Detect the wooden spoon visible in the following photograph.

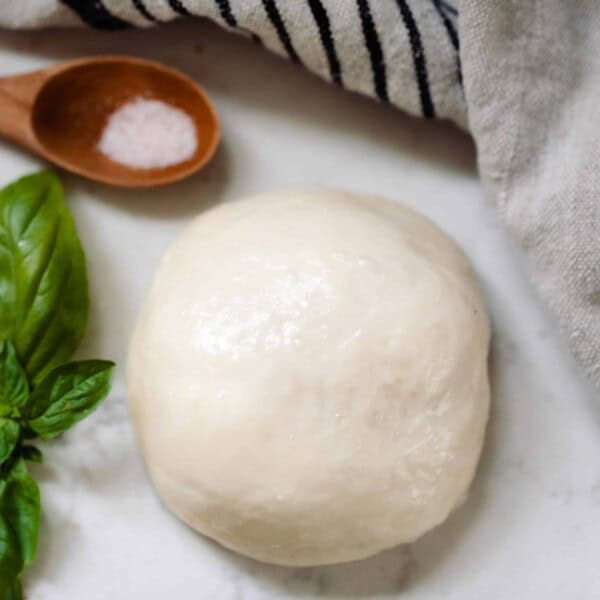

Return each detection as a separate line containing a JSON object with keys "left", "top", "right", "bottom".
{"left": 0, "top": 56, "right": 220, "bottom": 188}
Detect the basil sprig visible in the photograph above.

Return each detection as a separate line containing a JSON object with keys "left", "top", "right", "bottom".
{"left": 0, "top": 172, "right": 114, "bottom": 598}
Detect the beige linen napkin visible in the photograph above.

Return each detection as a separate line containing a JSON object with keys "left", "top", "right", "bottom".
{"left": 0, "top": 0, "right": 598, "bottom": 389}
{"left": 461, "top": 1, "right": 600, "bottom": 390}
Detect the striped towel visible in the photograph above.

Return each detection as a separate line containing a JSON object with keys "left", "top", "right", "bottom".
{"left": 1, "top": 0, "right": 466, "bottom": 126}
{"left": 1, "top": 0, "right": 599, "bottom": 392}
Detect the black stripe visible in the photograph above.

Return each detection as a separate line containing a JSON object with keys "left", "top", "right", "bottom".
{"left": 168, "top": 0, "right": 191, "bottom": 16}
{"left": 439, "top": 0, "right": 457, "bottom": 17}
{"left": 432, "top": 0, "right": 458, "bottom": 50}
{"left": 214, "top": 0, "right": 263, "bottom": 45}
{"left": 307, "top": 0, "right": 343, "bottom": 86}
{"left": 215, "top": 0, "right": 237, "bottom": 26}
{"left": 431, "top": 0, "right": 462, "bottom": 86}
{"left": 356, "top": 0, "right": 388, "bottom": 102}
{"left": 59, "top": 0, "right": 131, "bottom": 29}
{"left": 395, "top": 0, "right": 435, "bottom": 117}
{"left": 262, "top": 0, "right": 302, "bottom": 64}
{"left": 131, "top": 0, "right": 160, "bottom": 22}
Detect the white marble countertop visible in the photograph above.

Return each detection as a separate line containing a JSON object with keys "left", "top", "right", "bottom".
{"left": 0, "top": 18, "right": 598, "bottom": 600}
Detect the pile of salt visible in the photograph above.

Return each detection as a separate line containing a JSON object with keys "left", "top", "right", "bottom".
{"left": 98, "top": 97, "right": 198, "bottom": 169}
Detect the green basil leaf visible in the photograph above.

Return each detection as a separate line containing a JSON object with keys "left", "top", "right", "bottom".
{"left": 0, "top": 171, "right": 89, "bottom": 384}
{"left": 0, "top": 458, "right": 39, "bottom": 597}
{"left": 0, "top": 340, "right": 28, "bottom": 417}
{"left": 0, "top": 514, "right": 22, "bottom": 598}
{"left": 0, "top": 458, "right": 40, "bottom": 566}
{"left": 0, "top": 420, "right": 19, "bottom": 466}
{"left": 3, "top": 575, "right": 22, "bottom": 600}
{"left": 26, "top": 360, "right": 114, "bottom": 440}
{"left": 19, "top": 446, "right": 42, "bottom": 464}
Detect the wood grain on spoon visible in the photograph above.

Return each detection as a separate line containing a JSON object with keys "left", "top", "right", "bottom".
{"left": 0, "top": 56, "right": 220, "bottom": 188}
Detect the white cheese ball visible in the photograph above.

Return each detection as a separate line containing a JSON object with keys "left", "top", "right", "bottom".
{"left": 128, "top": 189, "right": 490, "bottom": 566}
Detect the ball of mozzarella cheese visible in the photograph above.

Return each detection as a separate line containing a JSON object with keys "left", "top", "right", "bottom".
{"left": 128, "top": 189, "right": 490, "bottom": 566}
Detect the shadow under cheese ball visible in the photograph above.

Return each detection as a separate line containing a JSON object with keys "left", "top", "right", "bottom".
{"left": 127, "top": 189, "right": 491, "bottom": 566}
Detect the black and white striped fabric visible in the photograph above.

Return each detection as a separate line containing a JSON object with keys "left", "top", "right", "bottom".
{"left": 2, "top": 0, "right": 467, "bottom": 127}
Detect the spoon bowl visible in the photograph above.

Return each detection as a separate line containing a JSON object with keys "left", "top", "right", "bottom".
{"left": 0, "top": 56, "right": 220, "bottom": 188}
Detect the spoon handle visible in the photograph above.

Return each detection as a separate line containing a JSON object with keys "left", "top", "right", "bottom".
{"left": 0, "top": 70, "right": 49, "bottom": 152}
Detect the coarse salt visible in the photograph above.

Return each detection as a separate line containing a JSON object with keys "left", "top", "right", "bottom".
{"left": 98, "top": 97, "right": 198, "bottom": 169}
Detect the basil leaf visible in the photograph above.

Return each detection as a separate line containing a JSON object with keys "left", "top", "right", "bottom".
{"left": 0, "top": 458, "right": 40, "bottom": 566}
{"left": 0, "top": 171, "right": 89, "bottom": 384}
{"left": 0, "top": 420, "right": 19, "bottom": 466}
{"left": 0, "top": 513, "right": 22, "bottom": 600}
{"left": 26, "top": 360, "right": 114, "bottom": 440}
{"left": 0, "top": 458, "right": 39, "bottom": 597}
{"left": 0, "top": 341, "right": 28, "bottom": 417}
{"left": 19, "top": 446, "right": 42, "bottom": 464}
{"left": 4, "top": 576, "right": 22, "bottom": 600}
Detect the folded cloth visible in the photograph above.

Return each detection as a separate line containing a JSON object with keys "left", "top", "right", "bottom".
{"left": 461, "top": 1, "right": 600, "bottom": 390}
{"left": 0, "top": 0, "right": 598, "bottom": 390}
